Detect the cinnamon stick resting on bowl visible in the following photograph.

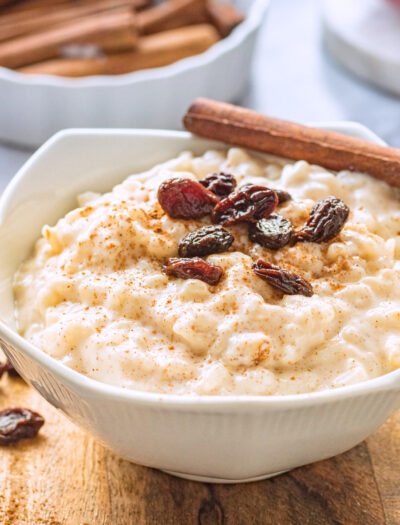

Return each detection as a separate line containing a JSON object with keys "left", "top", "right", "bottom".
{"left": 19, "top": 24, "right": 220, "bottom": 77}
{"left": 183, "top": 98, "right": 400, "bottom": 188}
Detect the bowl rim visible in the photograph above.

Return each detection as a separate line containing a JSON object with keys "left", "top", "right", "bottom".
{"left": 1, "top": 123, "right": 399, "bottom": 409}
{"left": 0, "top": 0, "right": 270, "bottom": 88}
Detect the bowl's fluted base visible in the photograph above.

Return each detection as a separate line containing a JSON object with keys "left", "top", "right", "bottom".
{"left": 161, "top": 469, "right": 289, "bottom": 484}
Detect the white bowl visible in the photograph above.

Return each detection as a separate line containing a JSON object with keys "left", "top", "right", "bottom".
{"left": 0, "top": 0, "right": 269, "bottom": 148}
{"left": 0, "top": 124, "right": 399, "bottom": 483}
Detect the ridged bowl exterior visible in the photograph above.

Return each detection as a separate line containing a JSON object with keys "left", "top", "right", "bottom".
{"left": 0, "top": 0, "right": 269, "bottom": 147}
{"left": 0, "top": 126, "right": 399, "bottom": 482}
{"left": 2, "top": 336, "right": 400, "bottom": 482}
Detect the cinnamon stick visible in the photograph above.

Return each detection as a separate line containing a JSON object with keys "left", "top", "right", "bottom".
{"left": 0, "top": 8, "right": 137, "bottom": 68}
{"left": 0, "top": 0, "right": 97, "bottom": 14}
{"left": 0, "top": 0, "right": 20, "bottom": 7}
{"left": 206, "top": 1, "right": 244, "bottom": 37}
{"left": 183, "top": 98, "right": 400, "bottom": 188}
{"left": 136, "top": 0, "right": 209, "bottom": 35}
{"left": 0, "top": 0, "right": 148, "bottom": 15}
{"left": 0, "top": 0, "right": 137, "bottom": 42}
{"left": 19, "top": 24, "right": 220, "bottom": 76}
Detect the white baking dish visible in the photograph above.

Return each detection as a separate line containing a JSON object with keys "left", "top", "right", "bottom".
{"left": 0, "top": 0, "right": 269, "bottom": 148}
{"left": 0, "top": 123, "right": 399, "bottom": 483}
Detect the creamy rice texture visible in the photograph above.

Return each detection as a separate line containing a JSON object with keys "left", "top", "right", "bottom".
{"left": 14, "top": 148, "right": 400, "bottom": 395}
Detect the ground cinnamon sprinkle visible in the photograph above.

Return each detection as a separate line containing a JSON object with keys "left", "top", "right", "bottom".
{"left": 13, "top": 147, "right": 400, "bottom": 396}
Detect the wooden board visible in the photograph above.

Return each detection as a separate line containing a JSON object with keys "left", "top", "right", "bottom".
{"left": 0, "top": 375, "right": 399, "bottom": 525}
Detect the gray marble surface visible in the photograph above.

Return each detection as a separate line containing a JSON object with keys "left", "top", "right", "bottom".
{"left": 1, "top": 0, "right": 400, "bottom": 194}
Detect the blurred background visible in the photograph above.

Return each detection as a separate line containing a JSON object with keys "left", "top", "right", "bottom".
{"left": 1, "top": 0, "right": 400, "bottom": 192}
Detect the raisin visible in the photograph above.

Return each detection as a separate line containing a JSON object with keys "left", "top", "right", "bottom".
{"left": 5, "top": 361, "right": 20, "bottom": 377}
{"left": 248, "top": 214, "right": 293, "bottom": 250}
{"left": 162, "top": 257, "right": 223, "bottom": 285}
{"left": 240, "top": 183, "right": 291, "bottom": 205}
{"left": 179, "top": 225, "right": 234, "bottom": 257}
{"left": 158, "top": 178, "right": 219, "bottom": 220}
{"left": 200, "top": 172, "right": 237, "bottom": 197}
{"left": 275, "top": 189, "right": 292, "bottom": 204}
{"left": 212, "top": 185, "right": 278, "bottom": 226}
{"left": 252, "top": 259, "right": 313, "bottom": 297}
{"left": 0, "top": 363, "right": 7, "bottom": 380}
{"left": 294, "top": 196, "right": 349, "bottom": 244}
{"left": 0, "top": 360, "right": 20, "bottom": 379}
{"left": 0, "top": 408, "right": 44, "bottom": 446}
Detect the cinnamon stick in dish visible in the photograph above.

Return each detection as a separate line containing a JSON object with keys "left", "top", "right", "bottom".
{"left": 0, "top": 0, "right": 137, "bottom": 42}
{"left": 136, "top": 0, "right": 209, "bottom": 35}
{"left": 0, "top": 0, "right": 90, "bottom": 14}
{"left": 0, "top": 0, "right": 18, "bottom": 7}
{"left": 0, "top": 0, "right": 148, "bottom": 14}
{"left": 206, "top": 1, "right": 244, "bottom": 37}
{"left": 183, "top": 98, "right": 400, "bottom": 189}
{"left": 19, "top": 24, "right": 220, "bottom": 77}
{"left": 0, "top": 8, "right": 137, "bottom": 68}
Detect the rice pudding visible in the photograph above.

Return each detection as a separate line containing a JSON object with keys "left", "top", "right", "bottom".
{"left": 14, "top": 148, "right": 400, "bottom": 395}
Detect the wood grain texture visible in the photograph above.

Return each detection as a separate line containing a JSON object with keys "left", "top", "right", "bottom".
{"left": 0, "top": 376, "right": 398, "bottom": 525}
